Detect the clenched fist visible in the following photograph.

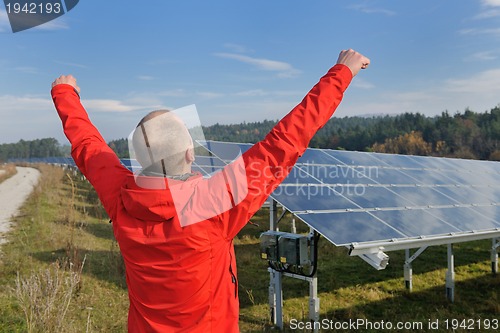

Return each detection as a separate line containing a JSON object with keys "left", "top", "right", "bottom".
{"left": 51, "top": 74, "right": 81, "bottom": 94}
{"left": 336, "top": 49, "right": 370, "bottom": 77}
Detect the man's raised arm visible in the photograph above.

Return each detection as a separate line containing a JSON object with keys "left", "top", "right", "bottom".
{"left": 51, "top": 75, "right": 130, "bottom": 221}
{"left": 222, "top": 49, "right": 370, "bottom": 239}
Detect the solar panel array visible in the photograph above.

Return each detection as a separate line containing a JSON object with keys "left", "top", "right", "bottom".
{"left": 13, "top": 142, "right": 500, "bottom": 249}
{"left": 198, "top": 141, "right": 500, "bottom": 248}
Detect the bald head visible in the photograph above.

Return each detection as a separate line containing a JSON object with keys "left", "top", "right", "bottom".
{"left": 132, "top": 110, "right": 194, "bottom": 176}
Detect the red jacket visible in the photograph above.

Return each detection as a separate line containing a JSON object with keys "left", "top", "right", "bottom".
{"left": 51, "top": 64, "right": 352, "bottom": 332}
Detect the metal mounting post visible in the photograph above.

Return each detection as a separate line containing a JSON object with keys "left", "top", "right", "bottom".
{"left": 269, "top": 268, "right": 283, "bottom": 329}
{"left": 309, "top": 275, "right": 320, "bottom": 333}
{"left": 445, "top": 244, "right": 455, "bottom": 302}
{"left": 270, "top": 199, "right": 278, "bottom": 231}
{"left": 492, "top": 238, "right": 499, "bottom": 275}
{"left": 404, "top": 249, "right": 413, "bottom": 291}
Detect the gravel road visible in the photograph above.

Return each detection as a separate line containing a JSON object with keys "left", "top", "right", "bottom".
{"left": 0, "top": 167, "right": 40, "bottom": 245}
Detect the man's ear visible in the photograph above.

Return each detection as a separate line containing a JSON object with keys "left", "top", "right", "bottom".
{"left": 185, "top": 147, "right": 195, "bottom": 163}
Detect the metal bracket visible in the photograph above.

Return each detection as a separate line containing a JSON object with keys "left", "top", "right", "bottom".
{"left": 403, "top": 246, "right": 428, "bottom": 291}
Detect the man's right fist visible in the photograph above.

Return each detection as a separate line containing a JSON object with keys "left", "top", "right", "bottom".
{"left": 52, "top": 75, "right": 81, "bottom": 94}
{"left": 336, "top": 49, "right": 370, "bottom": 77}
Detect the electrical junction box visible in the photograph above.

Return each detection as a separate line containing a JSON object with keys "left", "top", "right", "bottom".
{"left": 278, "top": 233, "right": 310, "bottom": 265}
{"left": 260, "top": 231, "right": 310, "bottom": 266}
{"left": 260, "top": 231, "right": 286, "bottom": 262}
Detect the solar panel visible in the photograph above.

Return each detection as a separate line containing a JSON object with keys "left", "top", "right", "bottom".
{"left": 199, "top": 140, "right": 500, "bottom": 252}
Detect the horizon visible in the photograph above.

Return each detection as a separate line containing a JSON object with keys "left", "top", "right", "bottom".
{"left": 1, "top": 105, "right": 499, "bottom": 146}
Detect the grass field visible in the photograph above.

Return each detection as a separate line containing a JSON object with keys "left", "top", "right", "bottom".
{"left": 0, "top": 165, "right": 498, "bottom": 332}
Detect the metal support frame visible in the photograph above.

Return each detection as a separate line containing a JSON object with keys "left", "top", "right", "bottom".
{"left": 445, "top": 244, "right": 455, "bottom": 302}
{"left": 269, "top": 268, "right": 283, "bottom": 329}
{"left": 268, "top": 200, "right": 283, "bottom": 329}
{"left": 403, "top": 246, "right": 428, "bottom": 291}
{"left": 308, "top": 274, "right": 320, "bottom": 327}
{"left": 492, "top": 238, "right": 499, "bottom": 275}
{"left": 267, "top": 199, "right": 319, "bottom": 331}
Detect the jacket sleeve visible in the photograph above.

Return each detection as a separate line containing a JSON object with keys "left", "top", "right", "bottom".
{"left": 51, "top": 84, "right": 131, "bottom": 221}
{"left": 222, "top": 64, "right": 353, "bottom": 239}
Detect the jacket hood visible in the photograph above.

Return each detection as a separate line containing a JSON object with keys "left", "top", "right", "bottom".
{"left": 120, "top": 174, "right": 201, "bottom": 222}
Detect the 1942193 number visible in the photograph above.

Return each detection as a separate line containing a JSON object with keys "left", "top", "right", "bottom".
{"left": 5, "top": 2, "right": 62, "bottom": 14}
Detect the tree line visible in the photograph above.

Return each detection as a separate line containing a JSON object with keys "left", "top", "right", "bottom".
{"left": 3, "top": 106, "right": 500, "bottom": 162}
{"left": 0, "top": 138, "right": 65, "bottom": 162}
{"left": 200, "top": 106, "right": 500, "bottom": 161}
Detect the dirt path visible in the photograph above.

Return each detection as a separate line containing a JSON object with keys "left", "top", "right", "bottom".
{"left": 0, "top": 167, "right": 40, "bottom": 245}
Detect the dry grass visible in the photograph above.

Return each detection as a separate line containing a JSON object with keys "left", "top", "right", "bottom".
{"left": 0, "top": 164, "right": 17, "bottom": 183}
{"left": 14, "top": 258, "right": 86, "bottom": 333}
{"left": 0, "top": 165, "right": 498, "bottom": 332}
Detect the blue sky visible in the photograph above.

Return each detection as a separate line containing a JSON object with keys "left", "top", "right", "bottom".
{"left": 1, "top": 0, "right": 500, "bottom": 144}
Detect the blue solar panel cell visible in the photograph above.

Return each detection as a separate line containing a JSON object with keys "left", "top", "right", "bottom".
{"left": 202, "top": 141, "right": 247, "bottom": 161}
{"left": 325, "top": 150, "right": 384, "bottom": 167}
{"left": 410, "top": 155, "right": 464, "bottom": 171}
{"left": 370, "top": 153, "right": 424, "bottom": 169}
{"left": 270, "top": 185, "right": 359, "bottom": 212}
{"left": 280, "top": 167, "right": 322, "bottom": 185}
{"left": 471, "top": 205, "right": 500, "bottom": 224}
{"left": 296, "top": 211, "right": 406, "bottom": 245}
{"left": 371, "top": 209, "right": 461, "bottom": 238}
{"left": 426, "top": 207, "right": 500, "bottom": 231}
{"left": 297, "top": 149, "right": 339, "bottom": 165}
{"left": 396, "top": 169, "right": 459, "bottom": 185}
{"left": 366, "top": 168, "right": 418, "bottom": 185}
{"left": 387, "top": 186, "right": 459, "bottom": 207}
{"left": 295, "top": 165, "right": 376, "bottom": 185}
{"left": 432, "top": 186, "right": 492, "bottom": 205}
{"left": 338, "top": 186, "right": 415, "bottom": 209}
{"left": 194, "top": 156, "right": 226, "bottom": 167}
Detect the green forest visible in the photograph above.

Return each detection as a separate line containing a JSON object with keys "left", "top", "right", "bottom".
{"left": 3, "top": 106, "right": 500, "bottom": 162}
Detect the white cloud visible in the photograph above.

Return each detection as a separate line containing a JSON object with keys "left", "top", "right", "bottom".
{"left": 471, "top": 0, "right": 500, "bottom": 19}
{"left": 459, "top": 27, "right": 500, "bottom": 36}
{"left": 82, "top": 99, "right": 161, "bottom": 113}
{"left": 223, "top": 43, "right": 252, "bottom": 54}
{"left": 348, "top": 4, "right": 396, "bottom": 16}
{"left": 340, "top": 67, "right": 500, "bottom": 118}
{"left": 32, "top": 18, "right": 68, "bottom": 31}
{"left": 0, "top": 9, "right": 10, "bottom": 32}
{"left": 482, "top": 0, "right": 500, "bottom": 7}
{"left": 54, "top": 61, "right": 88, "bottom": 69}
{"left": 196, "top": 91, "right": 224, "bottom": 99}
{"left": 13, "top": 66, "right": 40, "bottom": 74}
{"left": 464, "top": 51, "right": 497, "bottom": 61}
{"left": 208, "top": 100, "right": 295, "bottom": 123}
{"left": 0, "top": 95, "right": 52, "bottom": 112}
{"left": 159, "top": 89, "right": 187, "bottom": 97}
{"left": 351, "top": 78, "right": 375, "bottom": 89}
{"left": 214, "top": 52, "right": 301, "bottom": 78}
{"left": 235, "top": 89, "right": 268, "bottom": 97}
{"left": 0, "top": 94, "right": 161, "bottom": 115}
{"left": 444, "top": 68, "right": 500, "bottom": 94}
{"left": 473, "top": 8, "right": 500, "bottom": 19}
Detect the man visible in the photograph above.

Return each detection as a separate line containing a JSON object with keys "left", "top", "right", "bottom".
{"left": 51, "top": 49, "right": 369, "bottom": 332}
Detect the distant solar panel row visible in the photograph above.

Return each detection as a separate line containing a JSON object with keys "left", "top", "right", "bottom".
{"left": 8, "top": 156, "right": 77, "bottom": 166}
